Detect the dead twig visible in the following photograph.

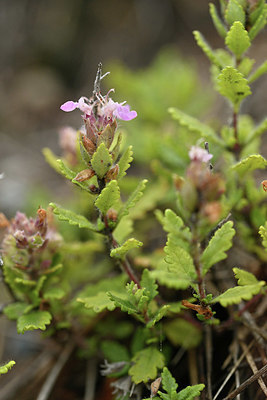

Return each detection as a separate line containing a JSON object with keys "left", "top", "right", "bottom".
{"left": 84, "top": 358, "right": 97, "bottom": 400}
{"left": 221, "top": 363, "right": 267, "bottom": 400}
{"left": 205, "top": 325, "right": 213, "bottom": 400}
{"left": 240, "top": 340, "right": 267, "bottom": 397}
{"left": 213, "top": 340, "right": 255, "bottom": 400}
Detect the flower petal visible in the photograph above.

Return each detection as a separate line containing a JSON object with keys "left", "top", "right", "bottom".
{"left": 60, "top": 101, "right": 78, "bottom": 112}
{"left": 114, "top": 104, "right": 137, "bottom": 121}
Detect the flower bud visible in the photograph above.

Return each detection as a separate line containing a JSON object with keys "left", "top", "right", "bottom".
{"left": 89, "top": 184, "right": 100, "bottom": 194}
{"left": 105, "top": 164, "right": 119, "bottom": 182}
{"left": 14, "top": 230, "right": 28, "bottom": 248}
{"left": 81, "top": 134, "right": 96, "bottom": 156}
{"left": 106, "top": 208, "right": 118, "bottom": 222}
{"left": 261, "top": 180, "right": 267, "bottom": 192}
{"left": 74, "top": 169, "right": 95, "bottom": 182}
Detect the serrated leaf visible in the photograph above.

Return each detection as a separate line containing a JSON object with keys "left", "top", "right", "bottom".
{"left": 201, "top": 221, "right": 235, "bottom": 276}
{"left": 91, "top": 142, "right": 113, "bottom": 178}
{"left": 249, "top": 60, "right": 267, "bottom": 83}
{"left": 113, "top": 216, "right": 134, "bottom": 243}
{"left": 249, "top": 6, "right": 267, "bottom": 40}
{"left": 209, "top": 3, "right": 227, "bottom": 38}
{"left": 118, "top": 179, "right": 147, "bottom": 221}
{"left": 150, "top": 260, "right": 195, "bottom": 290}
{"left": 169, "top": 107, "right": 223, "bottom": 146}
{"left": 147, "top": 305, "right": 170, "bottom": 328}
{"left": 111, "top": 132, "right": 122, "bottom": 162}
{"left": 0, "top": 361, "right": 16, "bottom": 375}
{"left": 225, "top": 21, "right": 250, "bottom": 59}
{"left": 164, "top": 319, "right": 202, "bottom": 349}
{"left": 217, "top": 67, "right": 251, "bottom": 110}
{"left": 57, "top": 159, "right": 76, "bottom": 180}
{"left": 249, "top": 0, "right": 265, "bottom": 25}
{"left": 117, "top": 146, "right": 133, "bottom": 180}
{"left": 129, "top": 347, "right": 165, "bottom": 384}
{"left": 164, "top": 238, "right": 197, "bottom": 290}
{"left": 231, "top": 155, "right": 267, "bottom": 176}
{"left": 177, "top": 384, "right": 205, "bottom": 400}
{"left": 193, "top": 31, "right": 222, "bottom": 67}
{"left": 225, "top": 0, "right": 245, "bottom": 26}
{"left": 110, "top": 238, "right": 143, "bottom": 258}
{"left": 108, "top": 292, "right": 139, "bottom": 315}
{"left": 50, "top": 203, "right": 98, "bottom": 231}
{"left": 233, "top": 268, "right": 259, "bottom": 286}
{"left": 17, "top": 311, "right": 52, "bottom": 333}
{"left": 95, "top": 180, "right": 120, "bottom": 216}
{"left": 212, "top": 282, "right": 265, "bottom": 307}
{"left": 77, "top": 292, "right": 117, "bottom": 312}
{"left": 161, "top": 367, "right": 178, "bottom": 394}
{"left": 43, "top": 287, "right": 66, "bottom": 300}
{"left": 3, "top": 302, "right": 28, "bottom": 320}
{"left": 42, "top": 148, "right": 63, "bottom": 174}
{"left": 156, "top": 209, "right": 192, "bottom": 251}
{"left": 141, "top": 269, "right": 158, "bottom": 302}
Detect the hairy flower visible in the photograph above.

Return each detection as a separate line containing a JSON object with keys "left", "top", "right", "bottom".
{"left": 189, "top": 145, "right": 213, "bottom": 163}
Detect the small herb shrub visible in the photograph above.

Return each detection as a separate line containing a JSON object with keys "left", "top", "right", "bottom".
{"left": 1, "top": 1, "right": 267, "bottom": 399}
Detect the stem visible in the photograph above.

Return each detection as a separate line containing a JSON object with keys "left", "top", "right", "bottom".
{"left": 233, "top": 110, "right": 241, "bottom": 159}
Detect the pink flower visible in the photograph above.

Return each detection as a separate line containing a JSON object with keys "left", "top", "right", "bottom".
{"left": 113, "top": 103, "right": 137, "bottom": 121}
{"left": 189, "top": 146, "right": 213, "bottom": 163}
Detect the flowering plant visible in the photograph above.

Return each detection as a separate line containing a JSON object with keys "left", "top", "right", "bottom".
{"left": 1, "top": 2, "right": 267, "bottom": 399}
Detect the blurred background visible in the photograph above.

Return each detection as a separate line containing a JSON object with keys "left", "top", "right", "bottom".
{"left": 0, "top": 0, "right": 266, "bottom": 216}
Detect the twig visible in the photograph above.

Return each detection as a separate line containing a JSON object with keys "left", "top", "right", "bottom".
{"left": 188, "top": 349, "right": 198, "bottom": 386}
{"left": 84, "top": 359, "right": 98, "bottom": 400}
{"left": 205, "top": 325, "right": 213, "bottom": 400}
{"left": 37, "top": 341, "right": 75, "bottom": 400}
{"left": 213, "top": 340, "right": 255, "bottom": 400}
{"left": 221, "top": 363, "right": 267, "bottom": 400}
{"left": 240, "top": 340, "right": 267, "bottom": 397}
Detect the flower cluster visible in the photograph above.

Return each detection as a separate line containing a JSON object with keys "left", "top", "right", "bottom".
{"left": 60, "top": 92, "right": 137, "bottom": 135}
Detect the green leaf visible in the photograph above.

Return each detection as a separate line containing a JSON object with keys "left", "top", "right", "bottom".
{"left": 238, "top": 57, "right": 255, "bottom": 77}
{"left": 249, "top": 60, "right": 267, "bottom": 83}
{"left": 177, "top": 384, "right": 205, "bottom": 400}
{"left": 217, "top": 67, "right": 251, "bottom": 111}
{"left": 225, "top": 0, "right": 245, "bottom": 26}
{"left": 233, "top": 268, "right": 259, "bottom": 286}
{"left": 169, "top": 107, "right": 223, "bottom": 146}
{"left": 164, "top": 319, "right": 202, "bottom": 349}
{"left": 259, "top": 224, "right": 267, "bottom": 250}
{"left": 17, "top": 311, "right": 52, "bottom": 334}
{"left": 147, "top": 305, "right": 170, "bottom": 328}
{"left": 129, "top": 347, "right": 165, "bottom": 384}
{"left": 101, "top": 340, "right": 130, "bottom": 362}
{"left": 91, "top": 142, "right": 113, "bottom": 178}
{"left": 164, "top": 237, "right": 197, "bottom": 290}
{"left": 95, "top": 180, "right": 120, "bottom": 215}
{"left": 231, "top": 155, "right": 267, "bottom": 176}
{"left": 77, "top": 292, "right": 117, "bottom": 312}
{"left": 209, "top": 3, "right": 227, "bottom": 38}
{"left": 50, "top": 203, "right": 98, "bottom": 231}
{"left": 249, "top": 0, "right": 265, "bottom": 25}
{"left": 4, "top": 302, "right": 28, "bottom": 320}
{"left": 212, "top": 283, "right": 265, "bottom": 307}
{"left": 245, "top": 118, "right": 267, "bottom": 144}
{"left": 57, "top": 159, "right": 76, "bottom": 180}
{"left": 43, "top": 287, "right": 66, "bottom": 300}
{"left": 161, "top": 367, "right": 178, "bottom": 394}
{"left": 43, "top": 148, "right": 63, "bottom": 174}
{"left": 117, "top": 146, "right": 133, "bottom": 180}
{"left": 193, "top": 31, "right": 222, "bottom": 67}
{"left": 0, "top": 361, "right": 16, "bottom": 375}
{"left": 110, "top": 238, "right": 143, "bottom": 258}
{"left": 156, "top": 209, "right": 192, "bottom": 251}
{"left": 249, "top": 5, "right": 267, "bottom": 40}
{"left": 141, "top": 269, "right": 158, "bottom": 302}
{"left": 225, "top": 21, "right": 250, "bottom": 59}
{"left": 201, "top": 221, "right": 235, "bottom": 276}
{"left": 108, "top": 292, "right": 139, "bottom": 315}
{"left": 118, "top": 179, "right": 148, "bottom": 221}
